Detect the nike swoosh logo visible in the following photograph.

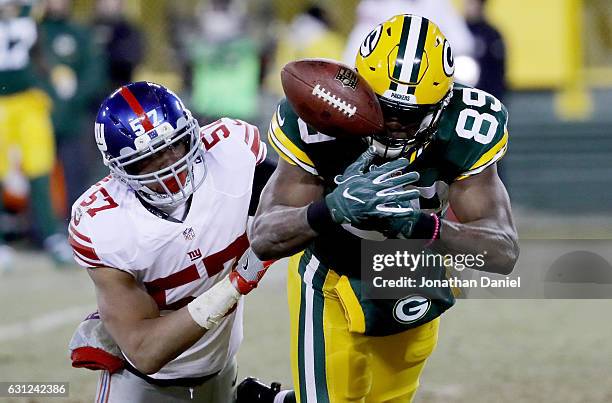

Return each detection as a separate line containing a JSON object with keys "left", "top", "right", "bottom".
{"left": 276, "top": 106, "right": 285, "bottom": 126}
{"left": 334, "top": 174, "right": 360, "bottom": 185}
{"left": 241, "top": 256, "right": 249, "bottom": 272}
{"left": 343, "top": 188, "right": 365, "bottom": 204}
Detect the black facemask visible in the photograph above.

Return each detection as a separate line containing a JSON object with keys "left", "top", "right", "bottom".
{"left": 371, "top": 90, "right": 453, "bottom": 158}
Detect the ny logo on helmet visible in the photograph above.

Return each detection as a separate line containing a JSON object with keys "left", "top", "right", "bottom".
{"left": 95, "top": 122, "right": 107, "bottom": 151}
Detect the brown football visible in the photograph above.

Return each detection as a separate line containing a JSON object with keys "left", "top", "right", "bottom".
{"left": 281, "top": 58, "right": 384, "bottom": 138}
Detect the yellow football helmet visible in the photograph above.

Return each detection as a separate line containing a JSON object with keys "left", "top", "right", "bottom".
{"left": 355, "top": 14, "right": 455, "bottom": 156}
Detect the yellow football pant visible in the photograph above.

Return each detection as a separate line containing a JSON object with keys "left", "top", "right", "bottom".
{"left": 0, "top": 89, "right": 55, "bottom": 179}
{"left": 288, "top": 251, "right": 439, "bottom": 403}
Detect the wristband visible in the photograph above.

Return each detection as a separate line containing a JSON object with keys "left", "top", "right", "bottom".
{"left": 187, "top": 276, "right": 241, "bottom": 330}
{"left": 411, "top": 213, "right": 440, "bottom": 242}
{"left": 306, "top": 199, "right": 338, "bottom": 234}
{"left": 424, "top": 213, "right": 441, "bottom": 248}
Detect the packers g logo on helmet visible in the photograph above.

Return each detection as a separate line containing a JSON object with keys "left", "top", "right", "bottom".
{"left": 360, "top": 24, "right": 383, "bottom": 58}
{"left": 355, "top": 14, "right": 454, "bottom": 110}
{"left": 442, "top": 39, "right": 455, "bottom": 77}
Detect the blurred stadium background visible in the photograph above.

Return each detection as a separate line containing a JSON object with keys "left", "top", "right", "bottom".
{"left": 1, "top": 0, "right": 612, "bottom": 402}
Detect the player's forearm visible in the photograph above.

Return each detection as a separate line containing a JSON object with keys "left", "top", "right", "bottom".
{"left": 119, "top": 308, "right": 207, "bottom": 375}
{"left": 250, "top": 205, "right": 318, "bottom": 260}
{"left": 439, "top": 218, "right": 519, "bottom": 274}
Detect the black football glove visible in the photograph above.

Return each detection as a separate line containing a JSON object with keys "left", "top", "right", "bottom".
{"left": 381, "top": 211, "right": 441, "bottom": 242}
{"left": 324, "top": 147, "right": 421, "bottom": 227}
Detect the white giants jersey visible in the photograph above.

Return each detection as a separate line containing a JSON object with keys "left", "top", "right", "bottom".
{"left": 69, "top": 118, "right": 266, "bottom": 379}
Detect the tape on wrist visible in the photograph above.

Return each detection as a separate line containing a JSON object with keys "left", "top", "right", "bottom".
{"left": 187, "top": 276, "right": 241, "bottom": 330}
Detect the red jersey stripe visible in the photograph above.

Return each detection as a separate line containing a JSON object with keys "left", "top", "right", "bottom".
{"left": 244, "top": 123, "right": 251, "bottom": 144}
{"left": 69, "top": 223, "right": 92, "bottom": 243}
{"left": 69, "top": 235, "right": 100, "bottom": 261}
{"left": 74, "top": 253, "right": 105, "bottom": 268}
{"left": 144, "top": 264, "right": 201, "bottom": 292}
{"left": 203, "top": 232, "right": 249, "bottom": 277}
{"left": 250, "top": 125, "right": 261, "bottom": 161}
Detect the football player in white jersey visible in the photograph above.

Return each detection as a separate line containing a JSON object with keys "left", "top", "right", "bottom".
{"left": 69, "top": 81, "right": 272, "bottom": 402}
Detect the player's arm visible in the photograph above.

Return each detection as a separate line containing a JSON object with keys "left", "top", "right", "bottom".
{"left": 87, "top": 249, "right": 268, "bottom": 375}
{"left": 442, "top": 164, "right": 519, "bottom": 274}
{"left": 88, "top": 266, "right": 207, "bottom": 375}
{"left": 250, "top": 158, "right": 324, "bottom": 260}
{"left": 251, "top": 149, "right": 422, "bottom": 260}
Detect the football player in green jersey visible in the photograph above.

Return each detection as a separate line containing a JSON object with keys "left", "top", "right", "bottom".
{"left": 249, "top": 14, "right": 519, "bottom": 403}
{"left": 0, "top": 1, "right": 72, "bottom": 267}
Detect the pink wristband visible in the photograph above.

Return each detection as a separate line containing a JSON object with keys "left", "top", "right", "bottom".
{"left": 424, "top": 213, "right": 440, "bottom": 248}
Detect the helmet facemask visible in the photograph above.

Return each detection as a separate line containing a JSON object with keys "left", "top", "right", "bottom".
{"left": 368, "top": 88, "right": 453, "bottom": 159}
{"left": 104, "top": 113, "right": 205, "bottom": 208}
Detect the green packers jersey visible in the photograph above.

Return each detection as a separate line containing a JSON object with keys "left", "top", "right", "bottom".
{"left": 268, "top": 83, "right": 509, "bottom": 335}
{"left": 0, "top": 4, "right": 41, "bottom": 95}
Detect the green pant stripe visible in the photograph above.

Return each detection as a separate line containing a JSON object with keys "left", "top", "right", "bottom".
{"left": 311, "top": 263, "right": 330, "bottom": 402}
{"left": 297, "top": 251, "right": 331, "bottom": 403}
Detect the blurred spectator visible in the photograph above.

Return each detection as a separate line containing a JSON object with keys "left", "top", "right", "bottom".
{"left": 464, "top": 0, "right": 506, "bottom": 102}
{"left": 183, "top": 0, "right": 260, "bottom": 122}
{"left": 91, "top": 0, "right": 143, "bottom": 90}
{"left": 264, "top": 4, "right": 344, "bottom": 96}
{"left": 166, "top": 4, "right": 198, "bottom": 92}
{"left": 0, "top": 0, "right": 72, "bottom": 267}
{"left": 40, "top": 0, "right": 104, "bottom": 209}
{"left": 464, "top": 0, "right": 507, "bottom": 183}
{"left": 342, "top": 0, "right": 474, "bottom": 65}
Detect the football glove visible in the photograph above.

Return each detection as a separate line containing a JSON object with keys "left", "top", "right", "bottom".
{"left": 324, "top": 147, "right": 421, "bottom": 227}
{"left": 229, "top": 248, "right": 274, "bottom": 295}
{"left": 382, "top": 211, "right": 441, "bottom": 243}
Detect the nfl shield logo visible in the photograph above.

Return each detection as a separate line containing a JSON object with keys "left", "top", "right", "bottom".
{"left": 183, "top": 227, "right": 196, "bottom": 240}
{"left": 335, "top": 67, "right": 358, "bottom": 90}
{"left": 72, "top": 207, "right": 83, "bottom": 225}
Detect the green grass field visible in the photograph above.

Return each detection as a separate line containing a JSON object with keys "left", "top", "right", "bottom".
{"left": 1, "top": 212, "right": 611, "bottom": 402}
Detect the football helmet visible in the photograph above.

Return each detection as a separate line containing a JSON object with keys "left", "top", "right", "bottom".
{"left": 94, "top": 81, "right": 204, "bottom": 207}
{"left": 355, "top": 14, "right": 455, "bottom": 157}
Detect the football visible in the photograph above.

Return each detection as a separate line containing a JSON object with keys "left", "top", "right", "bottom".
{"left": 281, "top": 58, "right": 384, "bottom": 138}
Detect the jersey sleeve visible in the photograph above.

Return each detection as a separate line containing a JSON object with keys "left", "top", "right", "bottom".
{"left": 68, "top": 217, "right": 107, "bottom": 269}
{"left": 68, "top": 183, "right": 138, "bottom": 276}
{"left": 200, "top": 117, "right": 267, "bottom": 165}
{"left": 235, "top": 118, "right": 268, "bottom": 165}
{"left": 266, "top": 99, "right": 319, "bottom": 175}
{"left": 438, "top": 85, "right": 509, "bottom": 181}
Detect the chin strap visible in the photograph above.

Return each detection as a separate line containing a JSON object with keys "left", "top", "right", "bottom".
{"left": 136, "top": 194, "right": 192, "bottom": 223}
{"left": 369, "top": 137, "right": 406, "bottom": 159}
